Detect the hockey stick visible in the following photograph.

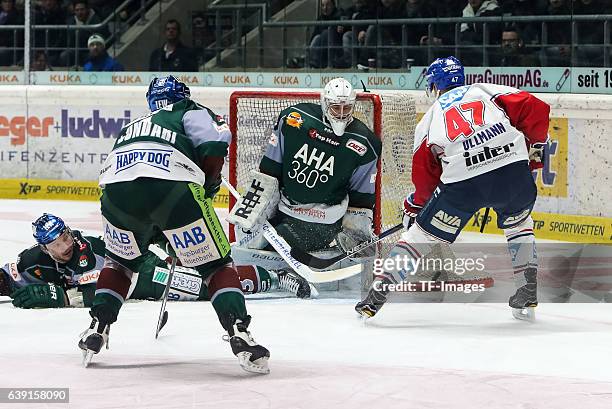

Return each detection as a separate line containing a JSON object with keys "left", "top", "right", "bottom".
{"left": 155, "top": 256, "right": 177, "bottom": 339}
{"left": 222, "top": 177, "right": 363, "bottom": 283}
{"left": 291, "top": 222, "right": 404, "bottom": 269}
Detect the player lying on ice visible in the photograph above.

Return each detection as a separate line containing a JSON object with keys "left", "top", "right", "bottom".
{"left": 0, "top": 213, "right": 306, "bottom": 309}
{"left": 78, "top": 76, "right": 270, "bottom": 373}
{"left": 356, "top": 56, "right": 549, "bottom": 322}
{"left": 228, "top": 77, "right": 382, "bottom": 285}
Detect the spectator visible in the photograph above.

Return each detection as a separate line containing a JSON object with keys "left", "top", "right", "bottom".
{"left": 0, "top": 0, "right": 24, "bottom": 66}
{"left": 460, "top": 0, "right": 502, "bottom": 42}
{"left": 33, "top": 0, "right": 67, "bottom": 65}
{"left": 308, "top": 0, "right": 343, "bottom": 68}
{"left": 405, "top": 0, "right": 436, "bottom": 65}
{"left": 574, "top": 0, "right": 606, "bottom": 66}
{"left": 540, "top": 0, "right": 571, "bottom": 66}
{"left": 364, "top": 0, "right": 408, "bottom": 68}
{"left": 340, "top": 0, "right": 376, "bottom": 68}
{"left": 61, "top": 0, "right": 107, "bottom": 67}
{"left": 459, "top": 0, "right": 502, "bottom": 65}
{"left": 88, "top": 0, "right": 122, "bottom": 19}
{"left": 500, "top": 0, "right": 544, "bottom": 46}
{"left": 419, "top": 0, "right": 465, "bottom": 61}
{"left": 429, "top": 0, "right": 464, "bottom": 53}
{"left": 149, "top": 19, "right": 198, "bottom": 72}
{"left": 494, "top": 26, "right": 540, "bottom": 66}
{"left": 83, "top": 33, "right": 123, "bottom": 71}
{"left": 31, "top": 50, "right": 52, "bottom": 71}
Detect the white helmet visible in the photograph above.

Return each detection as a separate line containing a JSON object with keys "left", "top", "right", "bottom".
{"left": 321, "top": 77, "right": 356, "bottom": 136}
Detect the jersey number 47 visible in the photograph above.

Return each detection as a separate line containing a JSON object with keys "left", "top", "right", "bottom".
{"left": 443, "top": 100, "right": 485, "bottom": 142}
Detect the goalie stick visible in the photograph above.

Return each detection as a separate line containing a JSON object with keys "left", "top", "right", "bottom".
{"left": 222, "top": 177, "right": 363, "bottom": 283}
{"left": 291, "top": 223, "right": 404, "bottom": 269}
{"left": 155, "top": 256, "right": 177, "bottom": 339}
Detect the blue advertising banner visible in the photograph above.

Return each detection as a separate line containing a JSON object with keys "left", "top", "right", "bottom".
{"left": 1, "top": 67, "right": 607, "bottom": 93}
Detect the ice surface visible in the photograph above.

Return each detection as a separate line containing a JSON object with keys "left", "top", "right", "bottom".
{"left": 1, "top": 200, "right": 612, "bottom": 409}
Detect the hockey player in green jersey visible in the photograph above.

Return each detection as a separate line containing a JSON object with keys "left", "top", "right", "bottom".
{"left": 79, "top": 76, "right": 269, "bottom": 374}
{"left": 229, "top": 78, "right": 382, "bottom": 274}
{"left": 0, "top": 214, "right": 279, "bottom": 309}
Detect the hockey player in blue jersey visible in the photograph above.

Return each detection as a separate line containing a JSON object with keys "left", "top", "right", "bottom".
{"left": 356, "top": 56, "right": 549, "bottom": 321}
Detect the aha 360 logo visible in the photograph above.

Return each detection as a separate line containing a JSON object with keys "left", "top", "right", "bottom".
{"left": 0, "top": 109, "right": 132, "bottom": 146}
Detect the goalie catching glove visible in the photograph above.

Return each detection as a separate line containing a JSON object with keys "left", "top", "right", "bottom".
{"left": 227, "top": 170, "right": 280, "bottom": 231}
{"left": 336, "top": 207, "right": 376, "bottom": 258}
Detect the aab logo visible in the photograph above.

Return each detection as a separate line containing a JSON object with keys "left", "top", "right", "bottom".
{"left": 171, "top": 226, "right": 206, "bottom": 249}
{"left": 19, "top": 182, "right": 42, "bottom": 195}
{"left": 431, "top": 210, "right": 461, "bottom": 234}
{"left": 105, "top": 224, "right": 131, "bottom": 244}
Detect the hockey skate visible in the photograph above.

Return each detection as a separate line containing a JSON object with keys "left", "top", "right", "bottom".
{"left": 225, "top": 318, "right": 270, "bottom": 374}
{"left": 78, "top": 317, "right": 110, "bottom": 367}
{"left": 509, "top": 268, "right": 538, "bottom": 322}
{"left": 355, "top": 276, "right": 393, "bottom": 319}
{"left": 277, "top": 270, "right": 318, "bottom": 299}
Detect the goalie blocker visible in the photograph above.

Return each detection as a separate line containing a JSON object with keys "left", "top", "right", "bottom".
{"left": 227, "top": 170, "right": 280, "bottom": 231}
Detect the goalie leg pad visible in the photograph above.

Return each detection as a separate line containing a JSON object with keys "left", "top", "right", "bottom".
{"left": 234, "top": 224, "right": 267, "bottom": 249}
{"left": 227, "top": 171, "right": 279, "bottom": 231}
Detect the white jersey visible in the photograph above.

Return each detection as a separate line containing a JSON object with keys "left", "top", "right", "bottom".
{"left": 411, "top": 83, "right": 550, "bottom": 205}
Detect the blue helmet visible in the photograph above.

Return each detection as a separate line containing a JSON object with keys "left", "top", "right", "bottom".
{"left": 32, "top": 213, "right": 67, "bottom": 245}
{"left": 146, "top": 75, "right": 191, "bottom": 111}
{"left": 425, "top": 56, "right": 465, "bottom": 96}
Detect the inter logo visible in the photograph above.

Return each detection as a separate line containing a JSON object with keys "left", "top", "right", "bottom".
{"left": 464, "top": 142, "right": 515, "bottom": 167}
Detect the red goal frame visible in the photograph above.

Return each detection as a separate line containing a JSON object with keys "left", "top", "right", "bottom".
{"left": 228, "top": 91, "right": 384, "bottom": 242}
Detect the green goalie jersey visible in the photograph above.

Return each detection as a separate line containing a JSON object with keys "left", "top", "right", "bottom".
{"left": 259, "top": 103, "right": 382, "bottom": 224}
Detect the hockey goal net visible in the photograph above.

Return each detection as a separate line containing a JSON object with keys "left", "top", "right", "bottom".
{"left": 228, "top": 91, "right": 417, "bottom": 241}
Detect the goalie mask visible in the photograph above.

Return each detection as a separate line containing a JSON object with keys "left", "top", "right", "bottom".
{"left": 321, "top": 78, "right": 356, "bottom": 136}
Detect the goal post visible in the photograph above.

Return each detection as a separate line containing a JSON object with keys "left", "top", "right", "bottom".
{"left": 228, "top": 90, "right": 417, "bottom": 242}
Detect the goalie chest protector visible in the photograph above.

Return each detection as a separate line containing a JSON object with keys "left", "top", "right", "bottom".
{"left": 260, "top": 103, "right": 381, "bottom": 206}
